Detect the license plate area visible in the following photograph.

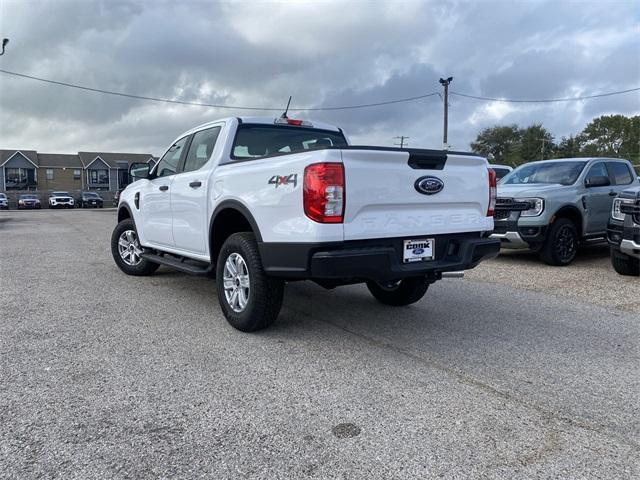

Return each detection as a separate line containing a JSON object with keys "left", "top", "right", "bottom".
{"left": 403, "top": 238, "right": 435, "bottom": 263}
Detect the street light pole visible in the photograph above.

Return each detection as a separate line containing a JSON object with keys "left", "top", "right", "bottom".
{"left": 439, "top": 77, "right": 453, "bottom": 149}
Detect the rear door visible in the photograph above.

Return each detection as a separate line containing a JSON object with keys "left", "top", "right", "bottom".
{"left": 171, "top": 125, "right": 222, "bottom": 255}
{"left": 341, "top": 148, "right": 491, "bottom": 240}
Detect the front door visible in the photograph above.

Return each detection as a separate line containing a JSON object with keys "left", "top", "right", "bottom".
{"left": 584, "top": 162, "right": 613, "bottom": 234}
{"left": 140, "top": 136, "right": 189, "bottom": 247}
{"left": 171, "top": 126, "right": 221, "bottom": 255}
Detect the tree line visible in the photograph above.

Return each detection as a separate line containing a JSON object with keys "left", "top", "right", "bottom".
{"left": 470, "top": 114, "right": 640, "bottom": 170}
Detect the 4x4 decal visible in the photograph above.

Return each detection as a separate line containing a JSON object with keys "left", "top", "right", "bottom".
{"left": 268, "top": 174, "right": 298, "bottom": 188}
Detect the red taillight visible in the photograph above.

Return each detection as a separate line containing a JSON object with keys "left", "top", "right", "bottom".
{"left": 303, "top": 163, "right": 345, "bottom": 223}
{"left": 487, "top": 168, "right": 497, "bottom": 216}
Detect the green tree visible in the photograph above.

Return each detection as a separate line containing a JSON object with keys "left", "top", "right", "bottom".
{"left": 554, "top": 135, "right": 584, "bottom": 158}
{"left": 470, "top": 125, "right": 522, "bottom": 165}
{"left": 580, "top": 115, "right": 640, "bottom": 161}
{"left": 519, "top": 124, "right": 555, "bottom": 162}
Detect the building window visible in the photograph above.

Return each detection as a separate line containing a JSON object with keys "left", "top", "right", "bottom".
{"left": 5, "top": 167, "right": 37, "bottom": 190}
{"left": 46, "top": 168, "right": 54, "bottom": 180}
{"left": 73, "top": 169, "right": 81, "bottom": 179}
{"left": 89, "top": 169, "right": 109, "bottom": 185}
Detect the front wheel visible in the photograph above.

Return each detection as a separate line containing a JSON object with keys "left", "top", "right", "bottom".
{"left": 110, "top": 219, "right": 159, "bottom": 276}
{"left": 539, "top": 218, "right": 578, "bottom": 266}
{"left": 610, "top": 248, "right": 640, "bottom": 276}
{"left": 366, "top": 277, "right": 429, "bottom": 306}
{"left": 215, "top": 232, "right": 284, "bottom": 332}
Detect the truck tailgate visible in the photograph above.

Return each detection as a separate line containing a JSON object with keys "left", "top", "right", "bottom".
{"left": 341, "top": 148, "right": 493, "bottom": 240}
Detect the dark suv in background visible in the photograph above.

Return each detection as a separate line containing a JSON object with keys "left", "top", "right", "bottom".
{"left": 76, "top": 192, "right": 104, "bottom": 208}
{"left": 607, "top": 186, "right": 640, "bottom": 276}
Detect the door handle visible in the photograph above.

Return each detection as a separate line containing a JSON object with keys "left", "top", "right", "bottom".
{"left": 189, "top": 181, "right": 202, "bottom": 188}
{"left": 159, "top": 185, "right": 169, "bottom": 191}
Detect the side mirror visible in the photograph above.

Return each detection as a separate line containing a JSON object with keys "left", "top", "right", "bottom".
{"left": 585, "top": 175, "right": 610, "bottom": 188}
{"left": 129, "top": 162, "right": 151, "bottom": 180}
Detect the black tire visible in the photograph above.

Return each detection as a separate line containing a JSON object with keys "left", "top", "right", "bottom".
{"left": 366, "top": 277, "right": 429, "bottom": 306}
{"left": 110, "top": 219, "right": 159, "bottom": 276}
{"left": 610, "top": 247, "right": 640, "bottom": 276}
{"left": 215, "top": 232, "right": 284, "bottom": 332}
{"left": 539, "top": 218, "right": 578, "bottom": 266}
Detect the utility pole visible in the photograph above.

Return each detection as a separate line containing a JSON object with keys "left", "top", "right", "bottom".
{"left": 0, "top": 38, "right": 9, "bottom": 56}
{"left": 537, "top": 137, "right": 546, "bottom": 160}
{"left": 394, "top": 136, "right": 409, "bottom": 148}
{"left": 439, "top": 76, "right": 453, "bottom": 149}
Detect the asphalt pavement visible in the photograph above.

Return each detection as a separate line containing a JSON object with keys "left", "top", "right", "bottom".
{"left": 0, "top": 210, "right": 638, "bottom": 479}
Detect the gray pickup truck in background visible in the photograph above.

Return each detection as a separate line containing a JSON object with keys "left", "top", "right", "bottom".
{"left": 491, "top": 158, "right": 639, "bottom": 266}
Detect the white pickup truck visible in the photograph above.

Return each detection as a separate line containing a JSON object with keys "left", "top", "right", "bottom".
{"left": 111, "top": 117, "right": 499, "bottom": 331}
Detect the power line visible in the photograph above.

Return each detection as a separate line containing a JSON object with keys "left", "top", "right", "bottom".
{"left": 0, "top": 68, "right": 439, "bottom": 111}
{"left": 450, "top": 88, "right": 640, "bottom": 103}
{"left": 0, "top": 68, "right": 638, "bottom": 110}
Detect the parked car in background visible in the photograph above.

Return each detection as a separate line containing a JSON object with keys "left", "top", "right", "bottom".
{"left": 491, "top": 158, "right": 639, "bottom": 266}
{"left": 17, "top": 194, "right": 42, "bottom": 209}
{"left": 0, "top": 193, "right": 8, "bottom": 210}
{"left": 113, "top": 189, "right": 123, "bottom": 206}
{"left": 607, "top": 186, "right": 640, "bottom": 276}
{"left": 490, "top": 164, "right": 513, "bottom": 180}
{"left": 76, "top": 191, "right": 104, "bottom": 208}
{"left": 48, "top": 191, "right": 75, "bottom": 209}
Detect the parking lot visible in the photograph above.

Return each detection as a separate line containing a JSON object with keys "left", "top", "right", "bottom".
{"left": 1, "top": 210, "right": 638, "bottom": 479}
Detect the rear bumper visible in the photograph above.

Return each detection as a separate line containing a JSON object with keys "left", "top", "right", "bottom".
{"left": 259, "top": 232, "right": 499, "bottom": 282}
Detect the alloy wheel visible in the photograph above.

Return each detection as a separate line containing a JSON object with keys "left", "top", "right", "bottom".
{"left": 118, "top": 229, "right": 143, "bottom": 266}
{"left": 555, "top": 225, "right": 576, "bottom": 262}
{"left": 223, "top": 253, "right": 251, "bottom": 313}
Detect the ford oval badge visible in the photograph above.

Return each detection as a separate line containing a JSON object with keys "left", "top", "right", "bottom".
{"left": 415, "top": 176, "right": 444, "bottom": 195}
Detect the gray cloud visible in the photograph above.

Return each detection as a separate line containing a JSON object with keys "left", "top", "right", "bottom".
{"left": 0, "top": 0, "right": 638, "bottom": 155}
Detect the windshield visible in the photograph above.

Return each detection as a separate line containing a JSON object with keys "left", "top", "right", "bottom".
{"left": 501, "top": 161, "right": 587, "bottom": 186}
{"left": 84, "top": 192, "right": 99, "bottom": 198}
{"left": 232, "top": 124, "right": 348, "bottom": 160}
{"left": 0, "top": 193, "right": 6, "bottom": 199}
{"left": 20, "top": 194, "right": 37, "bottom": 199}
{"left": 52, "top": 192, "right": 70, "bottom": 196}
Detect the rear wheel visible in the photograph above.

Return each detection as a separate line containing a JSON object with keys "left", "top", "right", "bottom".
{"left": 366, "top": 277, "right": 429, "bottom": 306}
{"left": 216, "top": 232, "right": 284, "bottom": 332}
{"left": 539, "top": 218, "right": 578, "bottom": 266}
{"left": 610, "top": 247, "right": 640, "bottom": 276}
{"left": 111, "top": 219, "right": 159, "bottom": 276}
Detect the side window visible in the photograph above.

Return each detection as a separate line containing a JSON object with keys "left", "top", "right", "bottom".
{"left": 606, "top": 162, "right": 633, "bottom": 185}
{"left": 156, "top": 136, "right": 188, "bottom": 177}
{"left": 183, "top": 127, "right": 221, "bottom": 173}
{"left": 585, "top": 162, "right": 608, "bottom": 183}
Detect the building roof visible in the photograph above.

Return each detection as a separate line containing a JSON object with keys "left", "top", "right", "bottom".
{"left": 37, "top": 153, "right": 83, "bottom": 168}
{"left": 0, "top": 149, "right": 156, "bottom": 169}
{"left": 0, "top": 149, "right": 39, "bottom": 166}
{"left": 78, "top": 152, "right": 156, "bottom": 168}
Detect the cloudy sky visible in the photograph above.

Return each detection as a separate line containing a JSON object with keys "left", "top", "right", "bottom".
{"left": 0, "top": 0, "right": 638, "bottom": 156}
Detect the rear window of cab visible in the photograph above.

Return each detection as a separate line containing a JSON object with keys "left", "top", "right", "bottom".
{"left": 231, "top": 124, "right": 348, "bottom": 160}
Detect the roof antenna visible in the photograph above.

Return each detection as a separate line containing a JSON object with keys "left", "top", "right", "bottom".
{"left": 280, "top": 96, "right": 292, "bottom": 119}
